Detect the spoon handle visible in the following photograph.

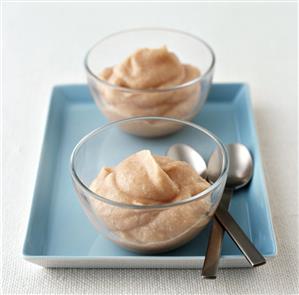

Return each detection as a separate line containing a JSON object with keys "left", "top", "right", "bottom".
{"left": 201, "top": 188, "right": 233, "bottom": 279}
{"left": 215, "top": 207, "right": 266, "bottom": 267}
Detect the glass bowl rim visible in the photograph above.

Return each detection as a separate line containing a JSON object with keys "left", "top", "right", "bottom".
{"left": 70, "top": 116, "right": 228, "bottom": 210}
{"left": 84, "top": 27, "right": 216, "bottom": 94}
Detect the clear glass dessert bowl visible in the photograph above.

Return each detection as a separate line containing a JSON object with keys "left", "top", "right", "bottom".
{"left": 84, "top": 28, "right": 215, "bottom": 136}
{"left": 70, "top": 117, "right": 228, "bottom": 254}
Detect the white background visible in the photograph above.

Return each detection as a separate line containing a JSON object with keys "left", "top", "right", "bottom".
{"left": 2, "top": 2, "right": 298, "bottom": 294}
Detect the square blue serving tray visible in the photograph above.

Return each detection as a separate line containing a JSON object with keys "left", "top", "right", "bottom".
{"left": 23, "top": 83, "right": 277, "bottom": 268}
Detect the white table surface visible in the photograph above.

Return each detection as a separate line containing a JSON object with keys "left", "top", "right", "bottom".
{"left": 2, "top": 2, "right": 298, "bottom": 294}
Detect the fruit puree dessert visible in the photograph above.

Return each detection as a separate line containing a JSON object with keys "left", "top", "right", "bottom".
{"left": 89, "top": 150, "right": 212, "bottom": 253}
{"left": 96, "top": 47, "right": 201, "bottom": 137}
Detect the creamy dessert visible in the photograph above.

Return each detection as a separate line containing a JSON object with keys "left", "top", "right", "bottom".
{"left": 95, "top": 47, "right": 201, "bottom": 136}
{"left": 89, "top": 150, "right": 212, "bottom": 253}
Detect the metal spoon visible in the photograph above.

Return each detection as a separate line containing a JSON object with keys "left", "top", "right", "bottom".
{"left": 167, "top": 143, "right": 266, "bottom": 277}
{"left": 203, "top": 144, "right": 266, "bottom": 278}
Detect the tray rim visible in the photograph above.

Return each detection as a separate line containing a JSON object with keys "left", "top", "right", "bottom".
{"left": 22, "top": 83, "right": 277, "bottom": 266}
{"left": 240, "top": 84, "right": 277, "bottom": 258}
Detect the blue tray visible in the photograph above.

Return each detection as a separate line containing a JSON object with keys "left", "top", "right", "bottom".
{"left": 23, "top": 83, "right": 277, "bottom": 268}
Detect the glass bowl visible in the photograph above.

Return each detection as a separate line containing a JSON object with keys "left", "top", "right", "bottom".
{"left": 70, "top": 117, "right": 228, "bottom": 254}
{"left": 84, "top": 28, "right": 215, "bottom": 136}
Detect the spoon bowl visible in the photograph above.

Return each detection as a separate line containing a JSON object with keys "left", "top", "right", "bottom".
{"left": 167, "top": 143, "right": 208, "bottom": 177}
{"left": 208, "top": 143, "right": 253, "bottom": 188}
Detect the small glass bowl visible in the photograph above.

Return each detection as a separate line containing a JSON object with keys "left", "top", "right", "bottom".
{"left": 70, "top": 117, "right": 228, "bottom": 254}
{"left": 84, "top": 28, "right": 215, "bottom": 136}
